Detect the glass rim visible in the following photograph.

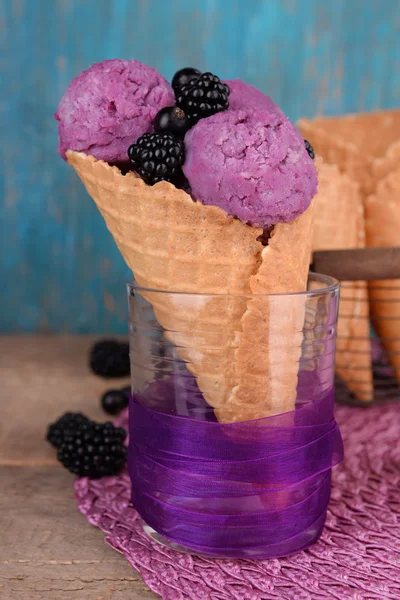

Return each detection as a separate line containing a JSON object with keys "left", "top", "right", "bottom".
{"left": 127, "top": 272, "right": 339, "bottom": 298}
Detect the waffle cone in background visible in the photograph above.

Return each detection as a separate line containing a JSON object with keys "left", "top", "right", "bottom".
{"left": 372, "top": 140, "right": 400, "bottom": 184}
{"left": 299, "top": 110, "right": 400, "bottom": 195}
{"left": 298, "top": 120, "right": 373, "bottom": 402}
{"left": 366, "top": 165, "right": 400, "bottom": 381}
{"left": 311, "top": 163, "right": 372, "bottom": 402}
{"left": 298, "top": 119, "right": 371, "bottom": 194}
{"left": 67, "top": 150, "right": 315, "bottom": 423}
{"left": 299, "top": 109, "right": 400, "bottom": 386}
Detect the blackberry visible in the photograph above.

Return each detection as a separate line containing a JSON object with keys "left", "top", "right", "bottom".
{"left": 154, "top": 106, "right": 190, "bottom": 138}
{"left": 47, "top": 412, "right": 90, "bottom": 448}
{"left": 89, "top": 339, "right": 130, "bottom": 378}
{"left": 128, "top": 132, "right": 185, "bottom": 185}
{"left": 175, "top": 72, "right": 230, "bottom": 125}
{"left": 101, "top": 387, "right": 130, "bottom": 415}
{"left": 57, "top": 420, "right": 127, "bottom": 479}
{"left": 304, "top": 139, "right": 315, "bottom": 160}
{"left": 171, "top": 67, "right": 201, "bottom": 91}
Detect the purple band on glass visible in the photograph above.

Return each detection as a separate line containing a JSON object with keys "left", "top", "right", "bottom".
{"left": 128, "top": 389, "right": 343, "bottom": 559}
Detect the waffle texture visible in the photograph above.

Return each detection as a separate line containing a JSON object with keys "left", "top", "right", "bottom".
{"left": 299, "top": 109, "right": 400, "bottom": 388}
{"left": 67, "top": 150, "right": 315, "bottom": 422}
{"left": 366, "top": 166, "right": 400, "bottom": 380}
{"left": 310, "top": 162, "right": 372, "bottom": 402}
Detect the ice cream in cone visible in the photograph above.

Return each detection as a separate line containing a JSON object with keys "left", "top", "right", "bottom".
{"left": 57, "top": 60, "right": 318, "bottom": 422}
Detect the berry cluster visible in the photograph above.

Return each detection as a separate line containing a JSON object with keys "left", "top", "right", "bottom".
{"left": 47, "top": 413, "right": 127, "bottom": 479}
{"left": 175, "top": 72, "right": 230, "bottom": 125}
{"left": 128, "top": 67, "right": 230, "bottom": 186}
{"left": 128, "top": 132, "right": 185, "bottom": 185}
{"left": 46, "top": 340, "right": 132, "bottom": 479}
{"left": 47, "top": 412, "right": 88, "bottom": 448}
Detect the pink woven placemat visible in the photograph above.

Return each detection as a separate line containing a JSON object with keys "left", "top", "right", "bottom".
{"left": 74, "top": 401, "right": 400, "bottom": 600}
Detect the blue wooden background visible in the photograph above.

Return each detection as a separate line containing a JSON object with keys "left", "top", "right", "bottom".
{"left": 1, "top": 0, "right": 399, "bottom": 333}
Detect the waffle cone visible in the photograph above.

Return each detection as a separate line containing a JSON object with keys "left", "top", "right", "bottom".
{"left": 67, "top": 150, "right": 315, "bottom": 422}
{"left": 298, "top": 118, "right": 371, "bottom": 193}
{"left": 366, "top": 165, "right": 400, "bottom": 380}
{"left": 310, "top": 110, "right": 400, "bottom": 162}
{"left": 310, "top": 163, "right": 372, "bottom": 401}
{"left": 297, "top": 120, "right": 373, "bottom": 402}
{"left": 300, "top": 110, "right": 400, "bottom": 387}
{"left": 366, "top": 115, "right": 400, "bottom": 382}
{"left": 299, "top": 109, "right": 400, "bottom": 195}
{"left": 371, "top": 140, "right": 400, "bottom": 185}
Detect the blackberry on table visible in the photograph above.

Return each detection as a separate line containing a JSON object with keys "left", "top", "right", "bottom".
{"left": 57, "top": 420, "right": 127, "bottom": 479}
{"left": 128, "top": 132, "right": 185, "bottom": 186}
{"left": 47, "top": 412, "right": 90, "bottom": 449}
{"left": 89, "top": 339, "right": 130, "bottom": 378}
{"left": 304, "top": 139, "right": 315, "bottom": 159}
{"left": 101, "top": 387, "right": 130, "bottom": 415}
{"left": 175, "top": 72, "right": 230, "bottom": 125}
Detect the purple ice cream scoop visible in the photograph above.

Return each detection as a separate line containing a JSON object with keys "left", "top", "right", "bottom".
{"left": 55, "top": 59, "right": 174, "bottom": 163}
{"left": 225, "top": 79, "right": 283, "bottom": 115}
{"left": 183, "top": 108, "right": 317, "bottom": 228}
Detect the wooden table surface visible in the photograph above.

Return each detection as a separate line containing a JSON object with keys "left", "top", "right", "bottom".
{"left": 0, "top": 335, "right": 158, "bottom": 600}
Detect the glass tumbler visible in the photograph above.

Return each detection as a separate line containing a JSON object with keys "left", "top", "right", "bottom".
{"left": 127, "top": 273, "right": 343, "bottom": 559}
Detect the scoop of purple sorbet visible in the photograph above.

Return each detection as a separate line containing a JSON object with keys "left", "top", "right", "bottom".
{"left": 55, "top": 59, "right": 174, "bottom": 163}
{"left": 225, "top": 79, "right": 283, "bottom": 115}
{"left": 183, "top": 108, "right": 317, "bottom": 228}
